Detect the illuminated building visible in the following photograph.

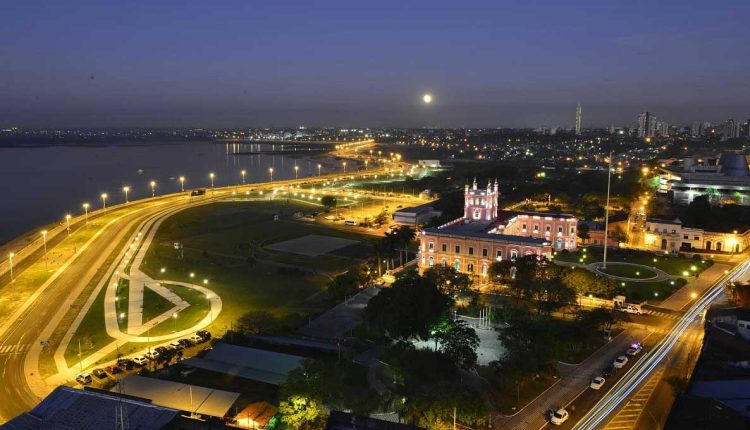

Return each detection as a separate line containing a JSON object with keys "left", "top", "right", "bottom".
{"left": 658, "top": 154, "right": 750, "bottom": 206}
{"left": 643, "top": 218, "right": 748, "bottom": 254}
{"left": 418, "top": 179, "right": 577, "bottom": 277}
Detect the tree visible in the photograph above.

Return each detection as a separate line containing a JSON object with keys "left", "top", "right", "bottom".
{"left": 236, "top": 310, "right": 281, "bottom": 336}
{"left": 576, "top": 307, "right": 616, "bottom": 333}
{"left": 364, "top": 272, "right": 453, "bottom": 340}
{"left": 436, "top": 320, "right": 480, "bottom": 370}
{"left": 321, "top": 195, "right": 337, "bottom": 211}
{"left": 577, "top": 223, "right": 590, "bottom": 240}
{"left": 683, "top": 195, "right": 712, "bottom": 226}
{"left": 328, "top": 265, "right": 371, "bottom": 300}
{"left": 488, "top": 260, "right": 514, "bottom": 282}
{"left": 401, "top": 383, "right": 489, "bottom": 430}
{"left": 561, "top": 268, "right": 616, "bottom": 297}
{"left": 278, "top": 396, "right": 326, "bottom": 430}
{"left": 423, "top": 265, "right": 473, "bottom": 298}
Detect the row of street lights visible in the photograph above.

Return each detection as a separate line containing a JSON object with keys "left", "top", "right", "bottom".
{"left": 6, "top": 159, "right": 372, "bottom": 284}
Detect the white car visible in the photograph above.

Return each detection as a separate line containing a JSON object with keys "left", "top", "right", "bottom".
{"left": 550, "top": 408, "right": 569, "bottom": 425}
{"left": 76, "top": 372, "right": 93, "bottom": 385}
{"left": 613, "top": 356, "right": 628, "bottom": 368}
{"left": 189, "top": 335, "right": 204, "bottom": 344}
{"left": 168, "top": 341, "right": 183, "bottom": 350}
{"left": 619, "top": 305, "right": 642, "bottom": 315}
{"left": 590, "top": 376, "right": 605, "bottom": 390}
{"left": 145, "top": 351, "right": 160, "bottom": 361}
{"left": 132, "top": 356, "right": 148, "bottom": 367}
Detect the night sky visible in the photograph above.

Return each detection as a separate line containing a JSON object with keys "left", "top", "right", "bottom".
{"left": 2, "top": 0, "right": 749, "bottom": 128}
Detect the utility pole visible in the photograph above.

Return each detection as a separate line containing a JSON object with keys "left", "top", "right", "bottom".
{"left": 602, "top": 151, "right": 613, "bottom": 270}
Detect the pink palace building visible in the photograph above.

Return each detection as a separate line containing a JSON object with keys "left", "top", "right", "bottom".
{"left": 418, "top": 179, "right": 578, "bottom": 277}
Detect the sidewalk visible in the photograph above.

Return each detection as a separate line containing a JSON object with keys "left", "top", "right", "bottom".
{"left": 658, "top": 263, "right": 730, "bottom": 311}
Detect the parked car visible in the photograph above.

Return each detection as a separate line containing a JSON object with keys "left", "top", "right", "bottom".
{"left": 168, "top": 341, "right": 183, "bottom": 351}
{"left": 155, "top": 346, "right": 169, "bottom": 355}
{"left": 549, "top": 408, "right": 569, "bottom": 425}
{"left": 105, "top": 365, "right": 122, "bottom": 375}
{"left": 197, "top": 330, "right": 211, "bottom": 341}
{"left": 180, "top": 366, "right": 197, "bottom": 377}
{"left": 117, "top": 358, "right": 134, "bottom": 370}
{"left": 145, "top": 351, "right": 160, "bottom": 361}
{"left": 190, "top": 335, "right": 205, "bottom": 344}
{"left": 178, "top": 339, "right": 193, "bottom": 348}
{"left": 132, "top": 356, "right": 148, "bottom": 367}
{"left": 92, "top": 369, "right": 107, "bottom": 379}
{"left": 613, "top": 356, "right": 629, "bottom": 369}
{"left": 76, "top": 373, "right": 93, "bottom": 385}
{"left": 590, "top": 376, "right": 606, "bottom": 390}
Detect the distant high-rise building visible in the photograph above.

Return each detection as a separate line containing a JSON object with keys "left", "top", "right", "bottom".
{"left": 609, "top": 124, "right": 616, "bottom": 135}
{"left": 637, "top": 111, "right": 657, "bottom": 139}
{"left": 575, "top": 103, "right": 582, "bottom": 135}
{"left": 690, "top": 121, "right": 700, "bottom": 137}
{"left": 722, "top": 118, "right": 740, "bottom": 139}
{"left": 656, "top": 120, "right": 669, "bottom": 137}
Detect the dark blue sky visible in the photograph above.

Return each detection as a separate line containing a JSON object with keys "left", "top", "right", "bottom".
{"left": 2, "top": 1, "right": 749, "bottom": 128}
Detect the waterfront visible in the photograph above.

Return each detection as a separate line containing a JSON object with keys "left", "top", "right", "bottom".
{"left": 0, "top": 141, "right": 340, "bottom": 244}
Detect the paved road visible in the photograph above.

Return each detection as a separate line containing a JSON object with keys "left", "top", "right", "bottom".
{"left": 571, "top": 256, "right": 750, "bottom": 429}
{"left": 0, "top": 164, "right": 393, "bottom": 423}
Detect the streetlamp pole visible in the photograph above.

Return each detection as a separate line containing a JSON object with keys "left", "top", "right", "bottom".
{"left": 179, "top": 176, "right": 185, "bottom": 192}
{"left": 241, "top": 170, "right": 246, "bottom": 185}
{"left": 343, "top": 161, "right": 347, "bottom": 173}
{"left": 318, "top": 164, "right": 322, "bottom": 176}
{"left": 150, "top": 180, "right": 156, "bottom": 197}
{"left": 82, "top": 203, "right": 89, "bottom": 223}
{"left": 65, "top": 214, "right": 71, "bottom": 235}
{"left": 269, "top": 167, "right": 274, "bottom": 182}
{"left": 294, "top": 165, "right": 299, "bottom": 179}
{"left": 123, "top": 186, "right": 130, "bottom": 203}
{"left": 209, "top": 173, "right": 215, "bottom": 195}
{"left": 41, "top": 230, "right": 48, "bottom": 267}
{"left": 101, "top": 193, "right": 108, "bottom": 209}
{"left": 602, "top": 151, "right": 613, "bottom": 270}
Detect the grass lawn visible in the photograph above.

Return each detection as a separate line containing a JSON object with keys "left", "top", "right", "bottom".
{"left": 151, "top": 200, "right": 370, "bottom": 273}
{"left": 555, "top": 248, "right": 713, "bottom": 276}
{"left": 599, "top": 264, "right": 658, "bottom": 279}
{"left": 115, "top": 278, "right": 129, "bottom": 331}
{"left": 618, "top": 278, "right": 687, "bottom": 303}
{"left": 63, "top": 273, "right": 111, "bottom": 366}
{"left": 145, "top": 283, "right": 209, "bottom": 337}
{"left": 142, "top": 284, "right": 174, "bottom": 323}
{"left": 479, "top": 365, "right": 560, "bottom": 415}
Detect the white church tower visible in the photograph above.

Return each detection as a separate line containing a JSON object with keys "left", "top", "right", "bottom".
{"left": 464, "top": 178, "right": 499, "bottom": 221}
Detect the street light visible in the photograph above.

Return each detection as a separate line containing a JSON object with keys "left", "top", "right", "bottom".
{"left": 241, "top": 170, "right": 246, "bottom": 185}
{"left": 172, "top": 312, "right": 178, "bottom": 332}
{"left": 150, "top": 180, "right": 156, "bottom": 197}
{"left": 209, "top": 172, "right": 215, "bottom": 193}
{"left": 269, "top": 167, "right": 274, "bottom": 181}
{"left": 65, "top": 214, "right": 71, "bottom": 235}
{"left": 179, "top": 176, "right": 185, "bottom": 192}
{"left": 317, "top": 164, "right": 322, "bottom": 176}
{"left": 343, "top": 161, "right": 347, "bottom": 172}
{"left": 101, "top": 193, "right": 108, "bottom": 209}
{"left": 41, "top": 230, "right": 48, "bottom": 257}
{"left": 82, "top": 203, "right": 90, "bottom": 223}
{"left": 294, "top": 165, "right": 299, "bottom": 179}
{"left": 123, "top": 186, "right": 130, "bottom": 203}
{"left": 8, "top": 252, "right": 14, "bottom": 283}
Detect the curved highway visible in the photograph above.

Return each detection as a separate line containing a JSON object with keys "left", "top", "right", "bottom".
{"left": 0, "top": 157, "right": 394, "bottom": 422}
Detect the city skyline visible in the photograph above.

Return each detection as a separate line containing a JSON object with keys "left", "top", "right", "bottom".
{"left": 2, "top": 1, "right": 750, "bottom": 128}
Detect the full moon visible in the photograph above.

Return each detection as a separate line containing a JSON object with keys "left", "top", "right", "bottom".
{"left": 422, "top": 93, "right": 432, "bottom": 104}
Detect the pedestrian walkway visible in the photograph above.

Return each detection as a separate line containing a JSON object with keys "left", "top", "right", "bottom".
{"left": 0, "top": 344, "right": 30, "bottom": 354}
{"left": 641, "top": 309, "right": 680, "bottom": 320}
{"left": 658, "top": 263, "right": 730, "bottom": 311}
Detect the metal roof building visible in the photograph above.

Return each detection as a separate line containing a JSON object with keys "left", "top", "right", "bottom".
{"left": 182, "top": 342, "right": 304, "bottom": 385}
{"left": 1, "top": 386, "right": 179, "bottom": 430}
{"left": 115, "top": 375, "right": 240, "bottom": 418}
